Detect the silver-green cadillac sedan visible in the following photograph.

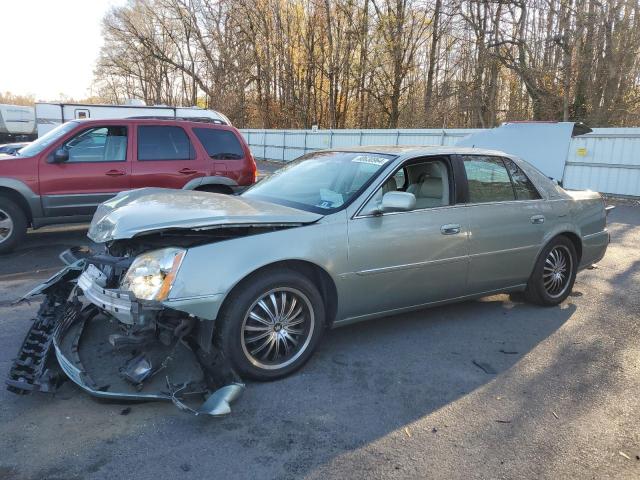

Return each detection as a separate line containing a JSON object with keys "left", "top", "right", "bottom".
{"left": 8, "top": 146, "right": 610, "bottom": 415}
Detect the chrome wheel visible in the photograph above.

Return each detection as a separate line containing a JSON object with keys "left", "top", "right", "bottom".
{"left": 543, "top": 245, "right": 573, "bottom": 298}
{"left": 241, "top": 287, "right": 315, "bottom": 370}
{"left": 0, "top": 208, "right": 14, "bottom": 244}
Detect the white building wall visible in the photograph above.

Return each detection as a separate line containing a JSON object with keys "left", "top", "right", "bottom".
{"left": 240, "top": 128, "right": 640, "bottom": 197}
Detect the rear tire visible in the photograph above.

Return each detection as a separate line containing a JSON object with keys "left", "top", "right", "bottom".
{"left": 0, "top": 196, "right": 27, "bottom": 255}
{"left": 216, "top": 268, "right": 325, "bottom": 381}
{"left": 525, "top": 236, "right": 577, "bottom": 306}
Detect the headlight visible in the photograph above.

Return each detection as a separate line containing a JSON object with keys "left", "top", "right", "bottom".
{"left": 121, "top": 248, "right": 186, "bottom": 301}
{"left": 88, "top": 216, "right": 115, "bottom": 243}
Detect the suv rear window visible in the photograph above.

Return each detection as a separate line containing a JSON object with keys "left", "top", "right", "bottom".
{"left": 193, "top": 128, "right": 244, "bottom": 160}
{"left": 138, "top": 126, "right": 194, "bottom": 160}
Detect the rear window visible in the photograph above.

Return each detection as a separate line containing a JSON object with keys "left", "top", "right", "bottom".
{"left": 138, "top": 126, "right": 194, "bottom": 160}
{"left": 193, "top": 128, "right": 244, "bottom": 160}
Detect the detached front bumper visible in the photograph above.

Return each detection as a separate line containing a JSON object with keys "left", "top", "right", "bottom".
{"left": 8, "top": 254, "right": 244, "bottom": 417}
{"left": 51, "top": 304, "right": 243, "bottom": 415}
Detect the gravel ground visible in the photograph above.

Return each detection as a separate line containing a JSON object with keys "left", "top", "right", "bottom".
{"left": 0, "top": 198, "right": 638, "bottom": 480}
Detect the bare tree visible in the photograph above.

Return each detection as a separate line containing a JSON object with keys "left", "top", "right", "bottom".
{"left": 93, "top": 0, "right": 640, "bottom": 128}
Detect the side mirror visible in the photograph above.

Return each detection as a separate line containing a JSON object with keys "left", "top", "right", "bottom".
{"left": 380, "top": 191, "right": 416, "bottom": 213}
{"left": 51, "top": 148, "right": 69, "bottom": 163}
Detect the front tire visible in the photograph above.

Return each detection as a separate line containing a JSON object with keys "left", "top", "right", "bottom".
{"left": 525, "top": 236, "right": 577, "bottom": 306}
{"left": 0, "top": 196, "right": 27, "bottom": 255}
{"left": 216, "top": 269, "right": 325, "bottom": 380}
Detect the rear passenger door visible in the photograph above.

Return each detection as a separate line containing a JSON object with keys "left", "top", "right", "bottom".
{"left": 460, "top": 155, "right": 545, "bottom": 293}
{"left": 131, "top": 125, "right": 205, "bottom": 189}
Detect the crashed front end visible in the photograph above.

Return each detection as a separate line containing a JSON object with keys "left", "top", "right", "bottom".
{"left": 6, "top": 248, "right": 243, "bottom": 417}
{"left": 7, "top": 188, "right": 323, "bottom": 415}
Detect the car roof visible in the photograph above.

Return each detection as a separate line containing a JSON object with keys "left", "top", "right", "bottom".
{"left": 319, "top": 144, "right": 511, "bottom": 158}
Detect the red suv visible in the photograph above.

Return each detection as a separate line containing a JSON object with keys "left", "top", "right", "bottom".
{"left": 0, "top": 118, "right": 257, "bottom": 253}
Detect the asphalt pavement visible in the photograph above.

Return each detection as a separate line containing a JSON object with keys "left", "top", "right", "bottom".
{"left": 0, "top": 196, "right": 638, "bottom": 479}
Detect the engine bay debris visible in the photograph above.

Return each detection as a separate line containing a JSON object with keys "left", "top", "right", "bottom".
{"left": 6, "top": 248, "right": 245, "bottom": 417}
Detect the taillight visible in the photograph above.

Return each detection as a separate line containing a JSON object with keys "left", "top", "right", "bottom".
{"left": 250, "top": 155, "right": 258, "bottom": 183}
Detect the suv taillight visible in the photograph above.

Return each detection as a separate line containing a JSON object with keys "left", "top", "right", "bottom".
{"left": 250, "top": 156, "right": 258, "bottom": 183}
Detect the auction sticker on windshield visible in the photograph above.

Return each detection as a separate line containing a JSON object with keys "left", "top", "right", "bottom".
{"left": 352, "top": 155, "right": 391, "bottom": 166}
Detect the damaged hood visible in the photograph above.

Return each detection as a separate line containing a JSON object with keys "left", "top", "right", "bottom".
{"left": 88, "top": 188, "right": 323, "bottom": 242}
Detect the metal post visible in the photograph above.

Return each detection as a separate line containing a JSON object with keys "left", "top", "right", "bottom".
{"left": 329, "top": 130, "right": 334, "bottom": 148}
{"left": 282, "top": 131, "right": 287, "bottom": 162}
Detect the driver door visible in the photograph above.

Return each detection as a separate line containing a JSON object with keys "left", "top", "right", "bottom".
{"left": 39, "top": 125, "right": 131, "bottom": 217}
{"left": 343, "top": 157, "right": 470, "bottom": 319}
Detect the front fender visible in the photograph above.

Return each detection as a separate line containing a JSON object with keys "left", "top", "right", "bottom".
{"left": 0, "top": 177, "right": 42, "bottom": 218}
{"left": 166, "top": 214, "right": 347, "bottom": 321}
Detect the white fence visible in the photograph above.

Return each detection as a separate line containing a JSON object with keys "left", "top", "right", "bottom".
{"left": 564, "top": 128, "right": 640, "bottom": 197}
{"left": 240, "top": 128, "right": 640, "bottom": 197}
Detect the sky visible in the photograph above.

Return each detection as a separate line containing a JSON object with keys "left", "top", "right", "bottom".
{"left": 1, "top": 0, "right": 126, "bottom": 101}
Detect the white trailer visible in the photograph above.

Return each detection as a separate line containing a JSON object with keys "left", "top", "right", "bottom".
{"left": 0, "top": 104, "right": 37, "bottom": 143}
{"left": 35, "top": 101, "right": 231, "bottom": 137}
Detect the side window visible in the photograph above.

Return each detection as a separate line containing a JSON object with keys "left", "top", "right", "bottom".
{"left": 391, "top": 168, "right": 406, "bottom": 190}
{"left": 502, "top": 158, "right": 541, "bottom": 200}
{"left": 361, "top": 159, "right": 450, "bottom": 214}
{"left": 64, "top": 126, "right": 127, "bottom": 163}
{"left": 462, "top": 156, "right": 515, "bottom": 203}
{"left": 138, "top": 126, "right": 194, "bottom": 161}
{"left": 193, "top": 128, "right": 244, "bottom": 159}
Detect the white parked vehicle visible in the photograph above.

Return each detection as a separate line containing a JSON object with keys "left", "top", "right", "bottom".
{"left": 0, "top": 104, "right": 37, "bottom": 143}
{"left": 35, "top": 101, "right": 231, "bottom": 137}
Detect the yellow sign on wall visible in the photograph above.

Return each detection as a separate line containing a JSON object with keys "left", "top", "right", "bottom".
{"left": 576, "top": 147, "right": 587, "bottom": 157}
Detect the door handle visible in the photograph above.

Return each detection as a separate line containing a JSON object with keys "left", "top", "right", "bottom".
{"left": 441, "top": 224, "right": 461, "bottom": 235}
{"left": 105, "top": 169, "right": 125, "bottom": 177}
{"left": 530, "top": 214, "right": 545, "bottom": 224}
{"left": 178, "top": 168, "right": 197, "bottom": 175}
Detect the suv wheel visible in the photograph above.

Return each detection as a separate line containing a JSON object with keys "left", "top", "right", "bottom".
{"left": 216, "top": 269, "right": 325, "bottom": 380}
{"left": 0, "top": 197, "right": 27, "bottom": 254}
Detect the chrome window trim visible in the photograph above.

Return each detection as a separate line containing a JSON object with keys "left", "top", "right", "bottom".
{"left": 352, "top": 154, "right": 552, "bottom": 219}
{"left": 462, "top": 198, "right": 546, "bottom": 208}
{"left": 354, "top": 197, "right": 548, "bottom": 220}
{"left": 354, "top": 203, "right": 463, "bottom": 220}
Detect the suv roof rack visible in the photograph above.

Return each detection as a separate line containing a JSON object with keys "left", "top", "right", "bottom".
{"left": 127, "top": 116, "right": 227, "bottom": 125}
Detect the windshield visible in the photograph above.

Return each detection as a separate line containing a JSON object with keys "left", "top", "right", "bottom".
{"left": 18, "top": 122, "right": 78, "bottom": 157}
{"left": 243, "top": 151, "right": 395, "bottom": 213}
